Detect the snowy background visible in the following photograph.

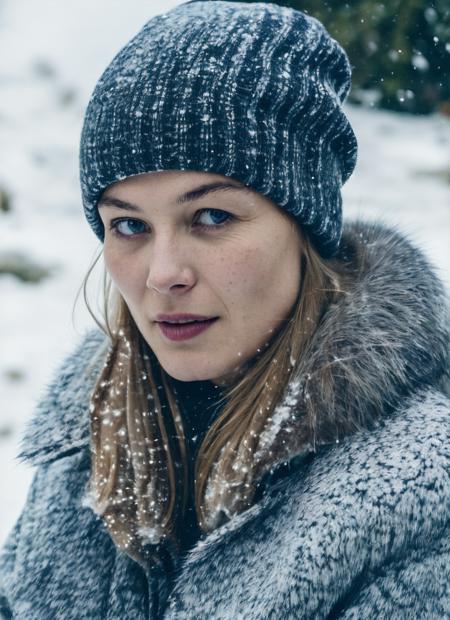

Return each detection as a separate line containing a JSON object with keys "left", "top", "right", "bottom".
{"left": 1, "top": 0, "right": 449, "bottom": 545}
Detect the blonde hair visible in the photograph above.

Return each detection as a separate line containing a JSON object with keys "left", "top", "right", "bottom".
{"left": 80, "top": 222, "right": 347, "bottom": 565}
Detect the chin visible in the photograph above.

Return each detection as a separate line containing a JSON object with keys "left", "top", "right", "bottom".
{"left": 162, "top": 364, "right": 219, "bottom": 383}
{"left": 168, "top": 371, "right": 215, "bottom": 383}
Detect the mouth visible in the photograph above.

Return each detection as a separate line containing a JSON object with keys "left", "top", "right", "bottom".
{"left": 157, "top": 317, "right": 219, "bottom": 342}
{"left": 155, "top": 313, "right": 219, "bottom": 324}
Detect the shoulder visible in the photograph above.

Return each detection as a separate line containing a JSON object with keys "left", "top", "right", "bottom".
{"left": 309, "top": 387, "right": 449, "bottom": 509}
{"left": 166, "top": 388, "right": 450, "bottom": 618}
{"left": 230, "top": 387, "right": 450, "bottom": 573}
{"left": 298, "top": 387, "right": 450, "bottom": 618}
{"left": 274, "top": 387, "right": 450, "bottom": 563}
{"left": 17, "top": 328, "right": 109, "bottom": 465}
{"left": 189, "top": 387, "right": 450, "bottom": 553}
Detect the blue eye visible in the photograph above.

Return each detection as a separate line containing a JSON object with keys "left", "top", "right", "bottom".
{"left": 109, "top": 219, "right": 147, "bottom": 237}
{"left": 195, "top": 208, "right": 233, "bottom": 228}
{"left": 108, "top": 208, "right": 234, "bottom": 239}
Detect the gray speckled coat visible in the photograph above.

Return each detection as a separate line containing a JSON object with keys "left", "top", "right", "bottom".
{"left": 1, "top": 220, "right": 450, "bottom": 619}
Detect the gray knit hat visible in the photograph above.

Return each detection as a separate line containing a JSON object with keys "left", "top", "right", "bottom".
{"left": 79, "top": 0, "right": 357, "bottom": 257}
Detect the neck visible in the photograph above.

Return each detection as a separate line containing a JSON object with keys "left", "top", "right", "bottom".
{"left": 170, "top": 377, "right": 225, "bottom": 443}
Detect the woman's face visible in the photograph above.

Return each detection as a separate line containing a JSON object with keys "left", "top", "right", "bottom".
{"left": 99, "top": 170, "right": 302, "bottom": 385}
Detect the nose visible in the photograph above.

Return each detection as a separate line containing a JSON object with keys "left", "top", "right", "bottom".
{"left": 145, "top": 235, "right": 195, "bottom": 295}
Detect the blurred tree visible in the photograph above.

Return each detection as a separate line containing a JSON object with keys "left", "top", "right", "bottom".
{"left": 0, "top": 187, "right": 12, "bottom": 213}
{"left": 221, "top": 0, "right": 450, "bottom": 115}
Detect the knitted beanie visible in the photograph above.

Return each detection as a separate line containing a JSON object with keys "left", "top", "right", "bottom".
{"left": 79, "top": 0, "right": 357, "bottom": 258}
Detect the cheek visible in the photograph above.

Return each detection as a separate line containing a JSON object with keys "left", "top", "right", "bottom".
{"left": 219, "top": 247, "right": 259, "bottom": 293}
{"left": 224, "top": 235, "right": 300, "bottom": 320}
{"left": 241, "top": 235, "right": 295, "bottom": 289}
{"left": 221, "top": 244, "right": 278, "bottom": 305}
{"left": 103, "top": 248, "right": 144, "bottom": 299}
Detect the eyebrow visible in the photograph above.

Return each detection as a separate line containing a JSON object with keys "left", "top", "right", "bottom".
{"left": 98, "top": 181, "right": 249, "bottom": 211}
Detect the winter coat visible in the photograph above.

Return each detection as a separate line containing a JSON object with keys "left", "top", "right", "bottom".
{"left": 1, "top": 219, "right": 449, "bottom": 620}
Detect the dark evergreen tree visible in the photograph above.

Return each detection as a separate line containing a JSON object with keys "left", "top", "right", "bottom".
{"left": 224, "top": 0, "right": 450, "bottom": 115}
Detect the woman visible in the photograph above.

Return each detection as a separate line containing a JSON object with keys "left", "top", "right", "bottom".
{"left": 1, "top": 1, "right": 449, "bottom": 618}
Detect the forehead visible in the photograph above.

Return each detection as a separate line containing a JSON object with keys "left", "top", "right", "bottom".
{"left": 103, "top": 170, "right": 247, "bottom": 196}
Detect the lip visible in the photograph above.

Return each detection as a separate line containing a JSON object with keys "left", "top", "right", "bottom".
{"left": 157, "top": 317, "right": 219, "bottom": 342}
{"left": 155, "top": 313, "right": 217, "bottom": 323}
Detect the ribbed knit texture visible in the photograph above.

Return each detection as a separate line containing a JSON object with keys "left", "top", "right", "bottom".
{"left": 79, "top": 0, "right": 358, "bottom": 257}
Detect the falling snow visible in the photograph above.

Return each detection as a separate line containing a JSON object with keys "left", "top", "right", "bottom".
{"left": 1, "top": 0, "right": 449, "bottom": 546}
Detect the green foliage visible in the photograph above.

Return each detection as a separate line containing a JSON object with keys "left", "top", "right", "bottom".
{"left": 0, "top": 251, "right": 55, "bottom": 284}
{"left": 0, "top": 187, "right": 12, "bottom": 213}
{"left": 233, "top": 0, "right": 450, "bottom": 115}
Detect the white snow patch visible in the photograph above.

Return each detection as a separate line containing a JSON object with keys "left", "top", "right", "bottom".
{"left": 254, "top": 379, "right": 301, "bottom": 460}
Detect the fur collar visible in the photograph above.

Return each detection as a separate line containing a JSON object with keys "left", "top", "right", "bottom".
{"left": 18, "top": 219, "right": 449, "bottom": 466}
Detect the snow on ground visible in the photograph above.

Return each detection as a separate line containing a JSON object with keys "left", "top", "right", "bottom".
{"left": 1, "top": 0, "right": 449, "bottom": 545}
